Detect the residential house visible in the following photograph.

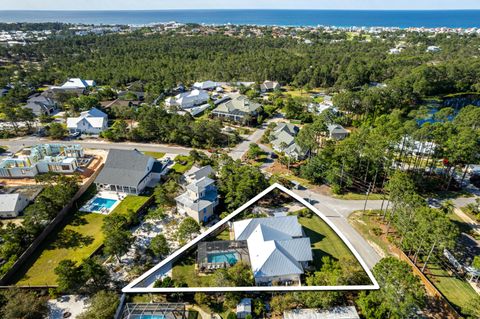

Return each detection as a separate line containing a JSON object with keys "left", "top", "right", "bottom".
{"left": 193, "top": 81, "right": 218, "bottom": 91}
{"left": 175, "top": 166, "right": 218, "bottom": 223}
{"left": 0, "top": 144, "right": 83, "bottom": 178}
{"left": 118, "top": 90, "right": 145, "bottom": 101}
{"left": 0, "top": 193, "right": 30, "bottom": 218}
{"left": 22, "top": 93, "right": 57, "bottom": 116}
{"left": 236, "top": 299, "right": 252, "bottom": 319}
{"left": 51, "top": 78, "right": 96, "bottom": 94}
{"left": 66, "top": 107, "right": 108, "bottom": 134}
{"left": 184, "top": 165, "right": 214, "bottom": 184}
{"left": 426, "top": 45, "right": 441, "bottom": 53}
{"left": 328, "top": 124, "right": 349, "bottom": 140}
{"left": 270, "top": 123, "right": 306, "bottom": 160}
{"left": 232, "top": 215, "right": 313, "bottom": 285}
{"left": 211, "top": 93, "right": 262, "bottom": 123}
{"left": 165, "top": 89, "right": 209, "bottom": 109}
{"left": 260, "top": 80, "right": 281, "bottom": 93}
{"left": 95, "top": 149, "right": 163, "bottom": 194}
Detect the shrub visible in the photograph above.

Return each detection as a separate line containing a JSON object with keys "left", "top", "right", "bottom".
{"left": 227, "top": 312, "right": 237, "bottom": 319}
{"left": 372, "top": 227, "right": 383, "bottom": 237}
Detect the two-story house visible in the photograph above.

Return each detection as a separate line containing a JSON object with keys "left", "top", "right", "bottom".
{"left": 175, "top": 166, "right": 218, "bottom": 223}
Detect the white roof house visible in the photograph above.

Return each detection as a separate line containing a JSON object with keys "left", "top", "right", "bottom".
{"left": 193, "top": 81, "right": 218, "bottom": 90}
{"left": 233, "top": 216, "right": 312, "bottom": 284}
{"left": 0, "top": 193, "right": 30, "bottom": 218}
{"left": 165, "top": 89, "right": 209, "bottom": 109}
{"left": 66, "top": 107, "right": 108, "bottom": 134}
{"left": 51, "top": 78, "right": 96, "bottom": 92}
{"left": 426, "top": 45, "right": 441, "bottom": 53}
{"left": 60, "top": 78, "right": 95, "bottom": 89}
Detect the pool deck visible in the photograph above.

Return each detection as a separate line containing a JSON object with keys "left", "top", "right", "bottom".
{"left": 80, "top": 191, "right": 126, "bottom": 214}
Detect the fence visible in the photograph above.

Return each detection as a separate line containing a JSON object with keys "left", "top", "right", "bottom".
{"left": 393, "top": 247, "right": 462, "bottom": 319}
{"left": 0, "top": 163, "right": 104, "bottom": 286}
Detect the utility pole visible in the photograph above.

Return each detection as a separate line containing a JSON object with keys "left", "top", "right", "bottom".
{"left": 363, "top": 182, "right": 372, "bottom": 215}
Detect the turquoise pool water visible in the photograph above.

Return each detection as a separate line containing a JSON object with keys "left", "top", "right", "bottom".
{"left": 130, "top": 315, "right": 165, "bottom": 319}
{"left": 90, "top": 197, "right": 117, "bottom": 211}
{"left": 208, "top": 252, "right": 238, "bottom": 264}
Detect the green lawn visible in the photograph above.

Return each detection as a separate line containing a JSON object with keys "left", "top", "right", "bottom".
{"left": 171, "top": 155, "right": 194, "bottom": 174}
{"left": 333, "top": 192, "right": 386, "bottom": 200}
{"left": 425, "top": 258, "right": 479, "bottom": 313}
{"left": 171, "top": 253, "right": 213, "bottom": 287}
{"left": 110, "top": 195, "right": 150, "bottom": 218}
{"left": 297, "top": 214, "right": 357, "bottom": 269}
{"left": 143, "top": 151, "right": 166, "bottom": 159}
{"left": 17, "top": 212, "right": 106, "bottom": 286}
{"left": 16, "top": 194, "right": 149, "bottom": 286}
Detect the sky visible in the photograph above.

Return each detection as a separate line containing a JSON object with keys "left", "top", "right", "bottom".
{"left": 3, "top": 0, "right": 480, "bottom": 10}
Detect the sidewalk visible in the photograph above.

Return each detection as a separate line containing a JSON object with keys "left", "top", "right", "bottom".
{"left": 453, "top": 208, "right": 480, "bottom": 235}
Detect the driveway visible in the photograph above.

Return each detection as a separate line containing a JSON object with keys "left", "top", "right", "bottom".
{"left": 228, "top": 124, "right": 268, "bottom": 160}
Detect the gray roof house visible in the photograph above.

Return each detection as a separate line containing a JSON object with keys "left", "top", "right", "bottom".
{"left": 175, "top": 166, "right": 219, "bottom": 223}
{"left": 328, "top": 124, "right": 349, "bottom": 140}
{"left": 95, "top": 149, "right": 160, "bottom": 194}
{"left": 233, "top": 215, "right": 313, "bottom": 285}
{"left": 184, "top": 165, "right": 214, "bottom": 184}
{"left": 212, "top": 93, "right": 262, "bottom": 123}
{"left": 260, "top": 80, "right": 281, "bottom": 93}
{"left": 270, "top": 123, "right": 306, "bottom": 160}
{"left": 0, "top": 193, "right": 30, "bottom": 218}
{"left": 22, "top": 93, "right": 57, "bottom": 116}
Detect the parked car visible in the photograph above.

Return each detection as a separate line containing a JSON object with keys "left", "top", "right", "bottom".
{"left": 69, "top": 131, "right": 81, "bottom": 139}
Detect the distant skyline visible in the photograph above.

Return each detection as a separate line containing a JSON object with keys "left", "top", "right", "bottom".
{"left": 3, "top": 0, "right": 480, "bottom": 11}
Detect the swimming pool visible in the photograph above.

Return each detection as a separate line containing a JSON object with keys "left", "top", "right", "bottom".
{"left": 208, "top": 252, "right": 238, "bottom": 264}
{"left": 90, "top": 197, "right": 117, "bottom": 211}
{"left": 130, "top": 315, "right": 166, "bottom": 319}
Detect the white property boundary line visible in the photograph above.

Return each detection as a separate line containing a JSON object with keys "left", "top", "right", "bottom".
{"left": 123, "top": 183, "right": 380, "bottom": 293}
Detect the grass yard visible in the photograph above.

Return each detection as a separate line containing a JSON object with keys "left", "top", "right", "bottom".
{"left": 17, "top": 212, "right": 106, "bottom": 286}
{"left": 143, "top": 151, "right": 166, "bottom": 159}
{"left": 424, "top": 258, "right": 479, "bottom": 313}
{"left": 171, "top": 155, "right": 194, "bottom": 174}
{"left": 110, "top": 195, "right": 150, "bottom": 217}
{"left": 297, "top": 213, "right": 358, "bottom": 269}
{"left": 171, "top": 253, "right": 213, "bottom": 287}
{"left": 16, "top": 193, "right": 149, "bottom": 286}
{"left": 333, "top": 192, "right": 386, "bottom": 200}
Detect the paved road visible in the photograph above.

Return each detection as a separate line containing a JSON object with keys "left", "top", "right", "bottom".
{"left": 1, "top": 136, "right": 193, "bottom": 155}
{"left": 293, "top": 188, "right": 384, "bottom": 269}
{"left": 228, "top": 124, "right": 268, "bottom": 160}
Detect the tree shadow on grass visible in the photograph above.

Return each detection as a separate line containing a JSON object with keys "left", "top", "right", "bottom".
{"left": 68, "top": 210, "right": 92, "bottom": 227}
{"left": 302, "top": 225, "right": 336, "bottom": 268}
{"left": 50, "top": 229, "right": 94, "bottom": 250}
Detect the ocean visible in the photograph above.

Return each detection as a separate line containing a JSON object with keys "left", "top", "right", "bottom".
{"left": 0, "top": 10, "right": 479, "bottom": 28}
